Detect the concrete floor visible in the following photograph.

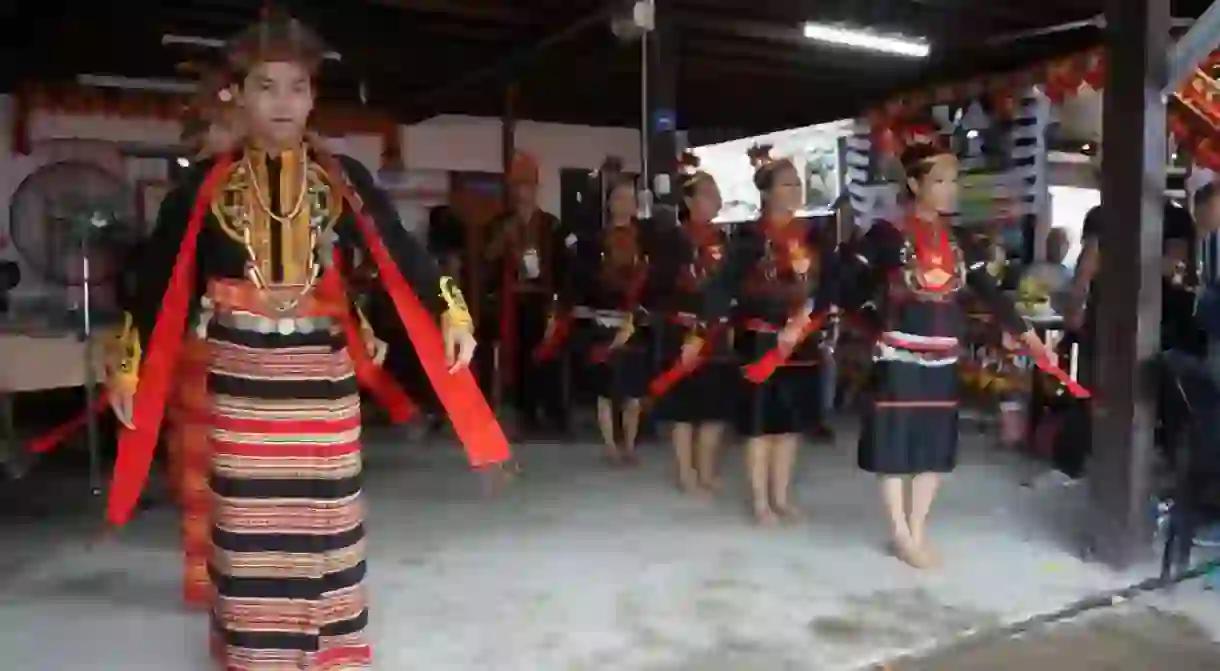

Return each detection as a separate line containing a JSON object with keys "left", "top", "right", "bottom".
{"left": 0, "top": 422, "right": 1216, "bottom": 670}
{"left": 893, "top": 580, "right": 1220, "bottom": 670}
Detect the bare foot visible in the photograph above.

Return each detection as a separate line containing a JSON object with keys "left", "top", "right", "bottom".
{"left": 753, "top": 504, "right": 779, "bottom": 526}
{"left": 888, "top": 536, "right": 932, "bottom": 569}
{"left": 621, "top": 451, "right": 641, "bottom": 468}
{"left": 773, "top": 503, "right": 805, "bottom": 524}
{"left": 697, "top": 476, "right": 721, "bottom": 493}
{"left": 601, "top": 451, "right": 624, "bottom": 467}
{"left": 678, "top": 468, "right": 700, "bottom": 494}
{"left": 913, "top": 538, "right": 942, "bottom": 567}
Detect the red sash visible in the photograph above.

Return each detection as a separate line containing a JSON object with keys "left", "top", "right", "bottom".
{"left": 104, "top": 156, "right": 509, "bottom": 526}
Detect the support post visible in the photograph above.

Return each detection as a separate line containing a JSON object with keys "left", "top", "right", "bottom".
{"left": 491, "top": 83, "right": 518, "bottom": 413}
{"left": 645, "top": 0, "right": 680, "bottom": 231}
{"left": 1089, "top": 0, "right": 1170, "bottom": 568}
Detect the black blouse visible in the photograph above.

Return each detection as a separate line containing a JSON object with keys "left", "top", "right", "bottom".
{"left": 845, "top": 219, "right": 1026, "bottom": 336}
{"left": 696, "top": 220, "right": 839, "bottom": 326}
{"left": 128, "top": 152, "right": 444, "bottom": 355}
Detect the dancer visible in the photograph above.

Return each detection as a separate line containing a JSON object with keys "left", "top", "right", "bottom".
{"left": 104, "top": 14, "right": 509, "bottom": 669}
{"left": 483, "top": 151, "right": 570, "bottom": 434}
{"left": 848, "top": 136, "right": 1050, "bottom": 568}
{"left": 696, "top": 146, "right": 837, "bottom": 524}
{"left": 167, "top": 72, "right": 243, "bottom": 610}
{"left": 652, "top": 152, "right": 730, "bottom": 494}
{"left": 573, "top": 167, "right": 650, "bottom": 465}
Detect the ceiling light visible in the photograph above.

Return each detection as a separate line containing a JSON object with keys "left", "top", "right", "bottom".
{"left": 77, "top": 74, "right": 198, "bottom": 93}
{"left": 161, "top": 34, "right": 341, "bottom": 61}
{"left": 802, "top": 23, "right": 930, "bottom": 58}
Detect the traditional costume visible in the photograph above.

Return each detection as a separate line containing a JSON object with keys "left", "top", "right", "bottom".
{"left": 697, "top": 151, "right": 837, "bottom": 438}
{"left": 650, "top": 167, "right": 734, "bottom": 424}
{"left": 578, "top": 204, "right": 652, "bottom": 403}
{"left": 170, "top": 68, "right": 240, "bottom": 611}
{"left": 848, "top": 144, "right": 1025, "bottom": 476}
{"left": 104, "top": 16, "right": 508, "bottom": 670}
{"left": 483, "top": 152, "right": 570, "bottom": 430}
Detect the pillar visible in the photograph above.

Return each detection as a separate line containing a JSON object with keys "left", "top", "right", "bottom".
{"left": 1088, "top": 0, "right": 1170, "bottom": 568}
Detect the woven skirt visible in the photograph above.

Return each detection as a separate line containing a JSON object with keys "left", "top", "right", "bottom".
{"left": 206, "top": 319, "right": 369, "bottom": 671}
{"left": 735, "top": 330, "right": 822, "bottom": 437}
{"left": 167, "top": 335, "right": 213, "bottom": 609}
{"left": 858, "top": 359, "right": 960, "bottom": 475}
{"left": 652, "top": 324, "right": 736, "bottom": 424}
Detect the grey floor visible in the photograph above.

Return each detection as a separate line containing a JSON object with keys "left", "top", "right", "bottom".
{"left": 0, "top": 421, "right": 1216, "bottom": 670}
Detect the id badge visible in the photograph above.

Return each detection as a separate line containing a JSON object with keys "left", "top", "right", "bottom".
{"left": 522, "top": 248, "right": 541, "bottom": 279}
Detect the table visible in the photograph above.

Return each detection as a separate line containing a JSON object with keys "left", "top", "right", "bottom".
{"left": 0, "top": 330, "right": 108, "bottom": 485}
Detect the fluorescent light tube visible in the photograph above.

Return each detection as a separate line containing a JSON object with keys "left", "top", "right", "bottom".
{"left": 162, "top": 34, "right": 342, "bottom": 61}
{"left": 77, "top": 74, "right": 199, "bottom": 93}
{"left": 802, "top": 23, "right": 930, "bottom": 58}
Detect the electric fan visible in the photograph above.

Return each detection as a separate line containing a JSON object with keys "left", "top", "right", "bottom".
{"left": 7, "top": 160, "right": 136, "bottom": 491}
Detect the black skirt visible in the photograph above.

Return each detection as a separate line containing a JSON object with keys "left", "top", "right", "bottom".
{"left": 735, "top": 330, "right": 822, "bottom": 437}
{"left": 652, "top": 324, "right": 736, "bottom": 423}
{"left": 574, "top": 321, "right": 651, "bottom": 400}
{"left": 858, "top": 359, "right": 959, "bottom": 475}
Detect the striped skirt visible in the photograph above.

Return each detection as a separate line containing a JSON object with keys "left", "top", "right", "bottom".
{"left": 167, "top": 335, "right": 214, "bottom": 609}
{"left": 206, "top": 318, "right": 370, "bottom": 671}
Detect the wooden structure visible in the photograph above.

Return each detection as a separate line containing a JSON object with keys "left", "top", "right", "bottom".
{"left": 4, "top": 0, "right": 1220, "bottom": 569}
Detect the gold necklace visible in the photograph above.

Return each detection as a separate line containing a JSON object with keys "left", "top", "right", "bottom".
{"left": 245, "top": 149, "right": 310, "bottom": 224}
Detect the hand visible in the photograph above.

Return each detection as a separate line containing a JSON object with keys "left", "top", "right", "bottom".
{"left": 444, "top": 326, "right": 477, "bottom": 374}
{"left": 1001, "top": 332, "right": 1020, "bottom": 351}
{"left": 609, "top": 325, "right": 632, "bottom": 350}
{"left": 778, "top": 315, "right": 810, "bottom": 352}
{"left": 110, "top": 387, "right": 135, "bottom": 430}
{"left": 366, "top": 335, "right": 388, "bottom": 366}
{"left": 679, "top": 337, "right": 704, "bottom": 367}
{"left": 1022, "top": 331, "right": 1056, "bottom": 366}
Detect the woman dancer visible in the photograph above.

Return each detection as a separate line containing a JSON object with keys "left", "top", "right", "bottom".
{"left": 848, "top": 136, "right": 1050, "bottom": 568}
{"left": 165, "top": 72, "right": 243, "bottom": 610}
{"left": 696, "top": 146, "right": 837, "bottom": 524}
{"left": 579, "top": 170, "right": 651, "bottom": 465}
{"left": 652, "top": 153, "right": 731, "bottom": 494}
{"left": 104, "top": 14, "right": 508, "bottom": 669}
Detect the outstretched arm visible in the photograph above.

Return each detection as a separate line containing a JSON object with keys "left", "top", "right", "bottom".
{"left": 337, "top": 155, "right": 451, "bottom": 319}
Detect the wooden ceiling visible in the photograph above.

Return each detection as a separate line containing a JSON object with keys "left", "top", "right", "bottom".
{"left": 0, "top": 0, "right": 1212, "bottom": 136}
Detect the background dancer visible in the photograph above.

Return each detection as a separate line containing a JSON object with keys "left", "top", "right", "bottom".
{"left": 847, "top": 136, "right": 1051, "bottom": 569}
{"left": 104, "top": 13, "right": 508, "bottom": 670}
{"left": 651, "top": 153, "right": 731, "bottom": 495}
{"left": 569, "top": 171, "right": 651, "bottom": 466}
{"left": 696, "top": 146, "right": 837, "bottom": 525}
{"left": 483, "top": 151, "right": 570, "bottom": 435}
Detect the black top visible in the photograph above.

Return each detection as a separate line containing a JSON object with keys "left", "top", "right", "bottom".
{"left": 696, "top": 220, "right": 838, "bottom": 327}
{"left": 131, "top": 153, "right": 444, "bottom": 356}
{"left": 845, "top": 219, "right": 1026, "bottom": 337}
{"left": 562, "top": 220, "right": 656, "bottom": 312}
{"left": 1082, "top": 201, "right": 1204, "bottom": 353}
{"left": 426, "top": 205, "right": 465, "bottom": 258}
{"left": 647, "top": 220, "right": 731, "bottom": 316}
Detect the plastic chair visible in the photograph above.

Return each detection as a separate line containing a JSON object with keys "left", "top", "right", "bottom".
{"left": 1159, "top": 349, "right": 1220, "bottom": 581}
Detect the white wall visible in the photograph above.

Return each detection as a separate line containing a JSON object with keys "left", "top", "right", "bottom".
{"left": 0, "top": 97, "right": 641, "bottom": 300}
{"left": 402, "top": 115, "right": 641, "bottom": 213}
{"left": 692, "top": 120, "right": 854, "bottom": 221}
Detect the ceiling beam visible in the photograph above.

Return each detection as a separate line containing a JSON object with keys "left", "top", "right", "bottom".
{"left": 367, "top": 0, "right": 538, "bottom": 24}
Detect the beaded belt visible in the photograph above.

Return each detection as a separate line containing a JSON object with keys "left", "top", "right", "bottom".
{"left": 213, "top": 311, "right": 335, "bottom": 336}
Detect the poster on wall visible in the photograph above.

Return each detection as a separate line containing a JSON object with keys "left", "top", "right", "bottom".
{"left": 802, "top": 144, "right": 840, "bottom": 211}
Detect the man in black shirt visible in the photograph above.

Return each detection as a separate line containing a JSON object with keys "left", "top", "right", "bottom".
{"left": 1067, "top": 199, "right": 1207, "bottom": 354}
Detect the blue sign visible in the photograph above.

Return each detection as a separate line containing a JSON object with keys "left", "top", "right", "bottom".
{"left": 652, "top": 109, "right": 676, "bottom": 132}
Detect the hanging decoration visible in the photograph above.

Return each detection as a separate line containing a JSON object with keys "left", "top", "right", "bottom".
{"left": 863, "top": 44, "right": 1220, "bottom": 173}
{"left": 9, "top": 82, "right": 398, "bottom": 153}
